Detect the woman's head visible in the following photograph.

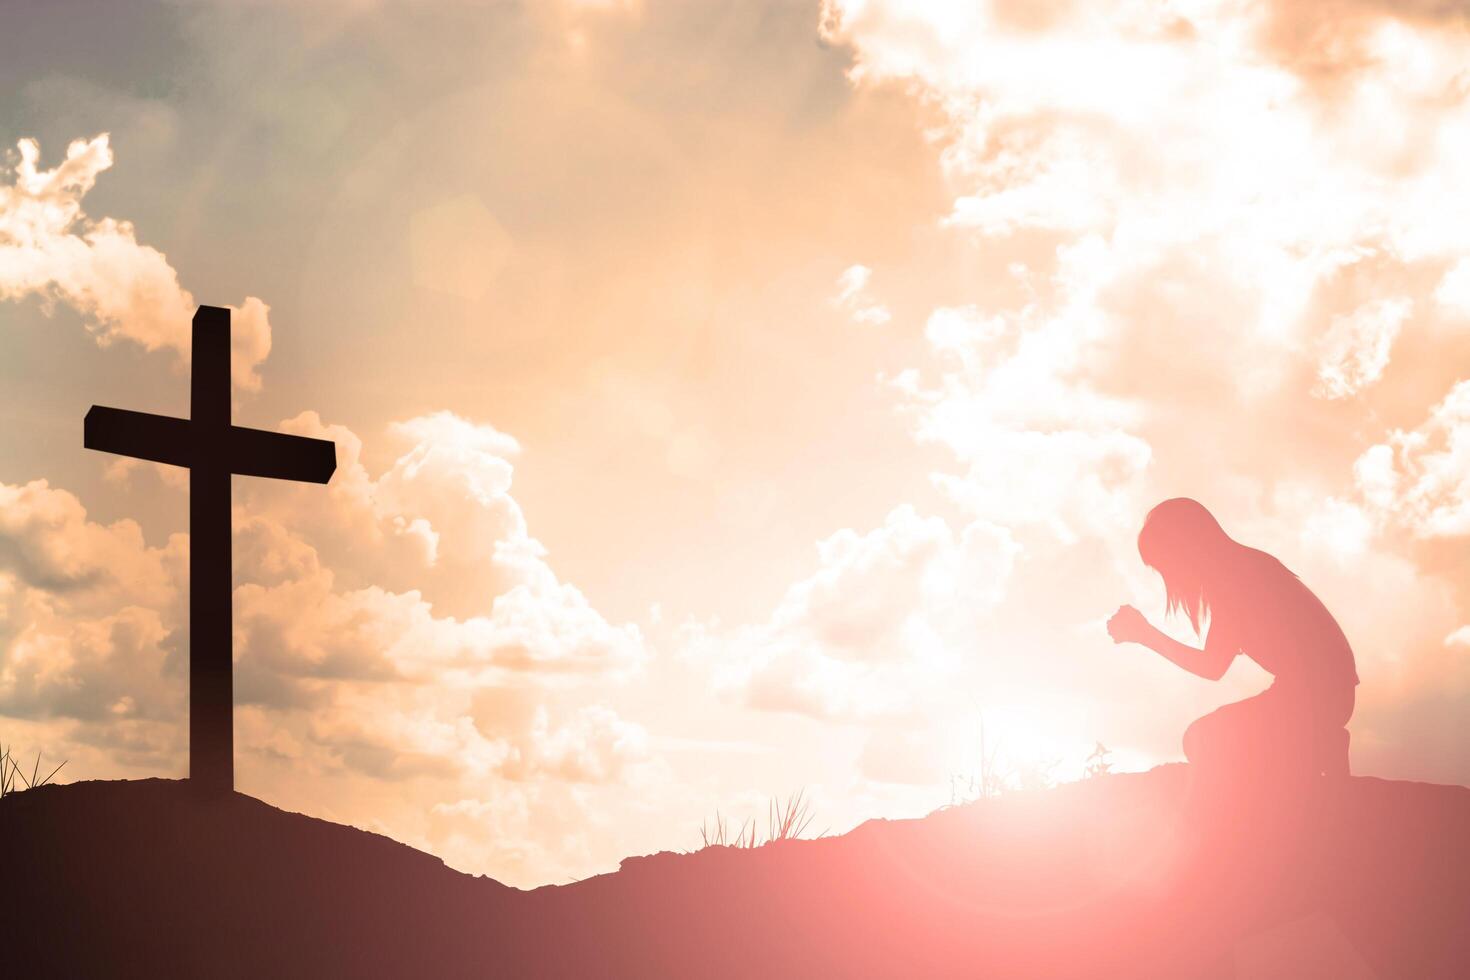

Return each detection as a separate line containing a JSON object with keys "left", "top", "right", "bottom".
{"left": 1137, "top": 498, "right": 1234, "bottom": 634}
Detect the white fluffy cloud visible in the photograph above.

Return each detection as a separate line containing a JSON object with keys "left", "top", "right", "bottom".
{"left": 691, "top": 504, "right": 1016, "bottom": 722}
{"left": 817, "top": 0, "right": 1470, "bottom": 514}
{"left": 1436, "top": 259, "right": 1470, "bottom": 317}
{"left": 1314, "top": 298, "right": 1413, "bottom": 400}
{"left": 0, "top": 480, "right": 187, "bottom": 765}
{"left": 0, "top": 135, "right": 272, "bottom": 390}
{"left": 901, "top": 238, "right": 1154, "bottom": 543}
{"left": 831, "top": 263, "right": 891, "bottom": 326}
{"left": 1354, "top": 380, "right": 1470, "bottom": 537}
{"left": 244, "top": 407, "right": 653, "bottom": 816}
{"left": 821, "top": 0, "right": 1470, "bottom": 363}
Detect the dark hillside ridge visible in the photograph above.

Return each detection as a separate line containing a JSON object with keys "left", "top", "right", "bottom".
{"left": 6, "top": 768, "right": 1468, "bottom": 978}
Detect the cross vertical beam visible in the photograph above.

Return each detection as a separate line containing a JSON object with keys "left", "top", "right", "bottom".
{"left": 191, "top": 306, "right": 233, "bottom": 794}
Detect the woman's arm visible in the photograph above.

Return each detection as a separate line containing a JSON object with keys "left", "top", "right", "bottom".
{"left": 1107, "top": 605, "right": 1236, "bottom": 681}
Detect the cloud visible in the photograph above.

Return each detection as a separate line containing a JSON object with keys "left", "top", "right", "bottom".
{"left": 0, "top": 135, "right": 272, "bottom": 390}
{"left": 900, "top": 240, "right": 1153, "bottom": 543}
{"left": 226, "top": 411, "right": 650, "bottom": 765}
{"left": 1313, "top": 298, "right": 1412, "bottom": 400}
{"left": 818, "top": 0, "right": 1470, "bottom": 527}
{"left": 822, "top": 1, "right": 1470, "bottom": 276}
{"left": 831, "top": 263, "right": 891, "bottom": 326}
{"left": 0, "top": 480, "right": 187, "bottom": 766}
{"left": 498, "top": 703, "right": 649, "bottom": 782}
{"left": 0, "top": 479, "right": 180, "bottom": 602}
{"left": 1255, "top": 0, "right": 1470, "bottom": 85}
{"left": 1354, "top": 379, "right": 1470, "bottom": 537}
{"left": 257, "top": 411, "right": 645, "bottom": 655}
{"left": 388, "top": 410, "right": 522, "bottom": 459}
{"left": 1435, "top": 258, "right": 1470, "bottom": 316}
{"left": 694, "top": 504, "right": 1017, "bottom": 722}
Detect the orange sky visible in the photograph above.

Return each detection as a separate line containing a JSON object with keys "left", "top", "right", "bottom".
{"left": 2, "top": 0, "right": 1469, "bottom": 886}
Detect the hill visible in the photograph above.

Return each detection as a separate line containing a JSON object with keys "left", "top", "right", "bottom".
{"left": 4, "top": 767, "right": 1469, "bottom": 978}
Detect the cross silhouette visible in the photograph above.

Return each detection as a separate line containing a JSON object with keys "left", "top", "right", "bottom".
{"left": 84, "top": 306, "right": 336, "bottom": 794}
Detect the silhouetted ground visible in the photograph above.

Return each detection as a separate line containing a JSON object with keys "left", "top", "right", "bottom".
{"left": 5, "top": 767, "right": 1468, "bottom": 978}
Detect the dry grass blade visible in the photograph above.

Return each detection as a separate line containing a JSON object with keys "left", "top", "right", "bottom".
{"left": 39, "top": 759, "right": 66, "bottom": 786}
{"left": 700, "top": 810, "right": 729, "bottom": 848}
{"left": 767, "top": 789, "right": 815, "bottom": 842}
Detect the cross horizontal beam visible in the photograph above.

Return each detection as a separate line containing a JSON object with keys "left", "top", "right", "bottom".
{"left": 84, "top": 406, "right": 193, "bottom": 469}
{"left": 225, "top": 424, "right": 337, "bottom": 483}
{"left": 84, "top": 406, "right": 336, "bottom": 484}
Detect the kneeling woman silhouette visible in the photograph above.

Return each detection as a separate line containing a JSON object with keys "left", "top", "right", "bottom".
{"left": 1108, "top": 498, "right": 1358, "bottom": 779}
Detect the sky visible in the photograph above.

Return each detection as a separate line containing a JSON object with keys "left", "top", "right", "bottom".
{"left": 2, "top": 0, "right": 1469, "bottom": 887}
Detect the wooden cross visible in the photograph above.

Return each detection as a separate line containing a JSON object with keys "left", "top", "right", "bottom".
{"left": 84, "top": 306, "right": 336, "bottom": 794}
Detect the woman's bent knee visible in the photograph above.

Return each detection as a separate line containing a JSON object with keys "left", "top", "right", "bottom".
{"left": 1182, "top": 697, "right": 1262, "bottom": 767}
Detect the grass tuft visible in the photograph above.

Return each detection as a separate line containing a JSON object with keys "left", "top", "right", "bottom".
{"left": 1084, "top": 742, "right": 1113, "bottom": 778}
{"left": 0, "top": 742, "right": 66, "bottom": 800}
{"left": 699, "top": 789, "right": 825, "bottom": 850}
{"left": 767, "top": 788, "right": 816, "bottom": 842}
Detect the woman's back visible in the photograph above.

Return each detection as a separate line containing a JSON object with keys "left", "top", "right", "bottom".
{"left": 1207, "top": 548, "right": 1358, "bottom": 690}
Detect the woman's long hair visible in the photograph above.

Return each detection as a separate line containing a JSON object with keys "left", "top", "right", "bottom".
{"left": 1136, "top": 498, "right": 1237, "bottom": 636}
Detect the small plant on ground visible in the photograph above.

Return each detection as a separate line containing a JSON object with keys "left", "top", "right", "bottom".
{"left": 766, "top": 788, "right": 817, "bottom": 842}
{"left": 1084, "top": 742, "right": 1113, "bottom": 778}
{"left": 950, "top": 725, "right": 1118, "bottom": 805}
{"left": 699, "top": 811, "right": 759, "bottom": 849}
{"left": 949, "top": 722, "right": 1014, "bottom": 805}
{"left": 698, "top": 789, "right": 824, "bottom": 850}
{"left": 0, "top": 742, "right": 66, "bottom": 800}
